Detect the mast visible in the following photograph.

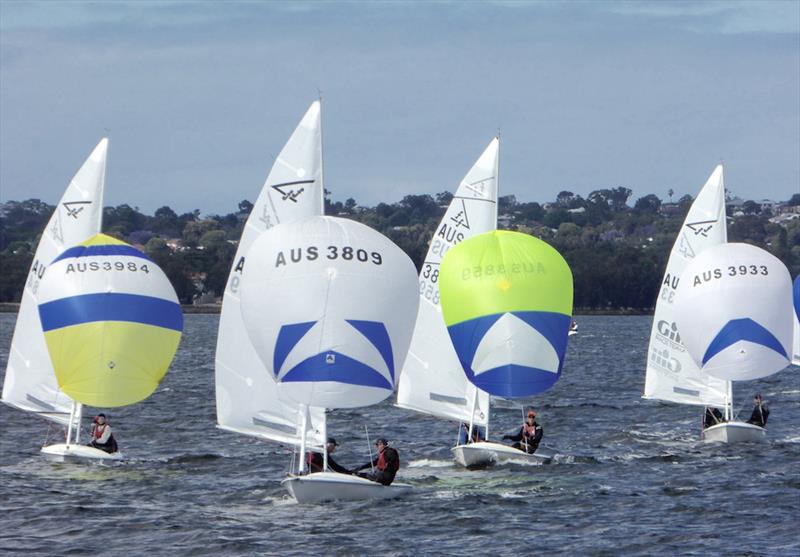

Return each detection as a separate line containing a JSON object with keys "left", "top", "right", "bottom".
{"left": 65, "top": 400, "right": 78, "bottom": 447}
{"left": 321, "top": 408, "right": 328, "bottom": 472}
{"left": 298, "top": 404, "right": 308, "bottom": 474}
{"left": 317, "top": 93, "right": 325, "bottom": 210}
{"left": 75, "top": 403, "right": 83, "bottom": 444}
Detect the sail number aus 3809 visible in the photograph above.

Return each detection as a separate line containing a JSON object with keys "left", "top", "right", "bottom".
{"left": 275, "top": 246, "right": 383, "bottom": 268}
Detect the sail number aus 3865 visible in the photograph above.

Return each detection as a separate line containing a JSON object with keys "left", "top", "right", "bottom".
{"left": 275, "top": 246, "right": 383, "bottom": 268}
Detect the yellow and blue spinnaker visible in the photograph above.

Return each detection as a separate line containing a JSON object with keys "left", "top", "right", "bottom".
{"left": 439, "top": 230, "right": 573, "bottom": 398}
{"left": 37, "top": 234, "right": 183, "bottom": 407}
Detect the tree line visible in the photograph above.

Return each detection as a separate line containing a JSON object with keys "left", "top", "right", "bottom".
{"left": 1, "top": 189, "right": 798, "bottom": 310}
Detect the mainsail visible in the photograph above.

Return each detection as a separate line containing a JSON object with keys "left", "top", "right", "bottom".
{"left": 2, "top": 138, "right": 107, "bottom": 424}
{"left": 643, "top": 166, "right": 729, "bottom": 407}
{"left": 215, "top": 102, "right": 326, "bottom": 448}
{"left": 396, "top": 138, "right": 498, "bottom": 427}
{"left": 674, "top": 243, "right": 793, "bottom": 381}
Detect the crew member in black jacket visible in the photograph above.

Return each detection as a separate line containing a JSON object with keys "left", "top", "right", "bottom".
{"left": 746, "top": 394, "right": 770, "bottom": 428}
{"left": 354, "top": 438, "right": 400, "bottom": 485}
{"left": 503, "top": 410, "right": 544, "bottom": 454}
{"left": 306, "top": 438, "right": 352, "bottom": 474}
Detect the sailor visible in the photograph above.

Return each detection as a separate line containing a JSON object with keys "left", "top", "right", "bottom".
{"left": 88, "top": 413, "right": 118, "bottom": 454}
{"left": 354, "top": 438, "right": 400, "bottom": 486}
{"left": 703, "top": 407, "right": 725, "bottom": 429}
{"left": 306, "top": 437, "right": 352, "bottom": 474}
{"left": 746, "top": 394, "right": 770, "bottom": 428}
{"left": 502, "top": 410, "right": 543, "bottom": 454}
{"left": 458, "top": 423, "right": 485, "bottom": 445}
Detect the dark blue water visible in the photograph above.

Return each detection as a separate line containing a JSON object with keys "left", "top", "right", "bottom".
{"left": 1, "top": 314, "right": 798, "bottom": 556}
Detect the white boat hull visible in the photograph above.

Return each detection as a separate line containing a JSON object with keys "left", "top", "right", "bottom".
{"left": 281, "top": 472, "right": 412, "bottom": 503}
{"left": 41, "top": 443, "right": 124, "bottom": 463}
{"left": 452, "top": 441, "right": 552, "bottom": 468}
{"left": 702, "top": 421, "right": 766, "bottom": 444}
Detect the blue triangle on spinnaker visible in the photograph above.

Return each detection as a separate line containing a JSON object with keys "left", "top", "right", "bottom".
{"left": 793, "top": 276, "right": 800, "bottom": 320}
{"left": 281, "top": 351, "right": 393, "bottom": 390}
{"left": 703, "top": 318, "right": 787, "bottom": 365}
{"left": 346, "top": 319, "right": 395, "bottom": 380}
{"left": 273, "top": 321, "right": 316, "bottom": 378}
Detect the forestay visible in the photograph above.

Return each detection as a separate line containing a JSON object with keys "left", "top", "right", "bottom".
{"left": 240, "top": 216, "right": 419, "bottom": 409}
{"left": 439, "top": 230, "right": 573, "bottom": 398}
{"left": 37, "top": 234, "right": 183, "bottom": 407}
{"left": 643, "top": 166, "right": 728, "bottom": 407}
{"left": 396, "top": 138, "right": 498, "bottom": 426}
{"left": 1, "top": 138, "right": 107, "bottom": 424}
{"left": 215, "top": 102, "right": 326, "bottom": 448}
{"left": 674, "top": 243, "right": 793, "bottom": 381}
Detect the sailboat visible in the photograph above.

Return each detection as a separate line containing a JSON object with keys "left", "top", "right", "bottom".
{"left": 793, "top": 276, "right": 800, "bottom": 366}
{"left": 643, "top": 166, "right": 731, "bottom": 433}
{"left": 438, "top": 230, "right": 574, "bottom": 467}
{"left": 238, "top": 216, "right": 420, "bottom": 503}
{"left": 674, "top": 242, "right": 793, "bottom": 443}
{"left": 215, "top": 101, "right": 326, "bottom": 475}
{"left": 2, "top": 138, "right": 109, "bottom": 458}
{"left": 396, "top": 137, "right": 497, "bottom": 465}
{"left": 37, "top": 233, "right": 183, "bottom": 460}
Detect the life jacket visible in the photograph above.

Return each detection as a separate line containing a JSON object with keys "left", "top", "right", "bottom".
{"left": 93, "top": 424, "right": 109, "bottom": 440}
{"left": 377, "top": 449, "right": 387, "bottom": 471}
{"left": 523, "top": 423, "right": 537, "bottom": 439}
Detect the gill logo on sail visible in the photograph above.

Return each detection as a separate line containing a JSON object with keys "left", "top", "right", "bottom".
{"left": 271, "top": 180, "right": 315, "bottom": 203}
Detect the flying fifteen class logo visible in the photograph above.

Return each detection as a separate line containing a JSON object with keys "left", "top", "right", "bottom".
{"left": 450, "top": 199, "right": 471, "bottom": 230}
{"left": 62, "top": 201, "right": 92, "bottom": 219}
{"left": 685, "top": 220, "right": 716, "bottom": 237}
{"left": 270, "top": 180, "right": 315, "bottom": 203}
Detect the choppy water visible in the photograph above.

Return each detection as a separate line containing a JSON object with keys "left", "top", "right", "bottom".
{"left": 1, "top": 314, "right": 798, "bottom": 556}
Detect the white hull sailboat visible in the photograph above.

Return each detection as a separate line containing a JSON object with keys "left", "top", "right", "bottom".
{"left": 396, "top": 138, "right": 498, "bottom": 467}
{"left": 452, "top": 441, "right": 553, "bottom": 468}
{"left": 282, "top": 472, "right": 413, "bottom": 504}
{"left": 701, "top": 422, "right": 766, "bottom": 444}
{"left": 643, "top": 166, "right": 736, "bottom": 441}
{"left": 41, "top": 443, "right": 125, "bottom": 463}
{"left": 1, "top": 139, "right": 110, "bottom": 459}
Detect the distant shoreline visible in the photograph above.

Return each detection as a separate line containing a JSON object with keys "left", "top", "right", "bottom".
{"left": 0, "top": 303, "right": 651, "bottom": 316}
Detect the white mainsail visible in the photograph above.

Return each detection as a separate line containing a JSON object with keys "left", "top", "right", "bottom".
{"left": 2, "top": 138, "right": 108, "bottom": 424}
{"left": 214, "top": 102, "right": 325, "bottom": 448}
{"left": 643, "top": 165, "right": 729, "bottom": 407}
{"left": 396, "top": 138, "right": 498, "bottom": 428}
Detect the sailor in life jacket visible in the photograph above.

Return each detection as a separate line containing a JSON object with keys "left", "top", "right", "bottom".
{"left": 502, "top": 409, "right": 544, "bottom": 454}
{"left": 89, "top": 413, "right": 118, "bottom": 454}
{"left": 354, "top": 437, "right": 400, "bottom": 485}
{"left": 305, "top": 437, "right": 352, "bottom": 474}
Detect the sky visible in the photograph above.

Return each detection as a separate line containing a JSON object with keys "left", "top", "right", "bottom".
{"left": 0, "top": 0, "right": 798, "bottom": 215}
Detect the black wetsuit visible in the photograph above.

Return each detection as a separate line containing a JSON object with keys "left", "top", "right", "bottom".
{"left": 704, "top": 407, "right": 724, "bottom": 429}
{"left": 503, "top": 422, "right": 543, "bottom": 454}
{"left": 355, "top": 447, "right": 400, "bottom": 486}
{"left": 747, "top": 404, "right": 770, "bottom": 428}
{"left": 306, "top": 452, "right": 351, "bottom": 474}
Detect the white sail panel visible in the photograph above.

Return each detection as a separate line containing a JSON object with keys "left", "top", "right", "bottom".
{"left": 215, "top": 102, "right": 325, "bottom": 448}
{"left": 2, "top": 138, "right": 107, "bottom": 424}
{"left": 240, "top": 216, "right": 419, "bottom": 409}
{"left": 643, "top": 165, "right": 729, "bottom": 406}
{"left": 396, "top": 138, "right": 498, "bottom": 425}
{"left": 674, "top": 243, "right": 793, "bottom": 381}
